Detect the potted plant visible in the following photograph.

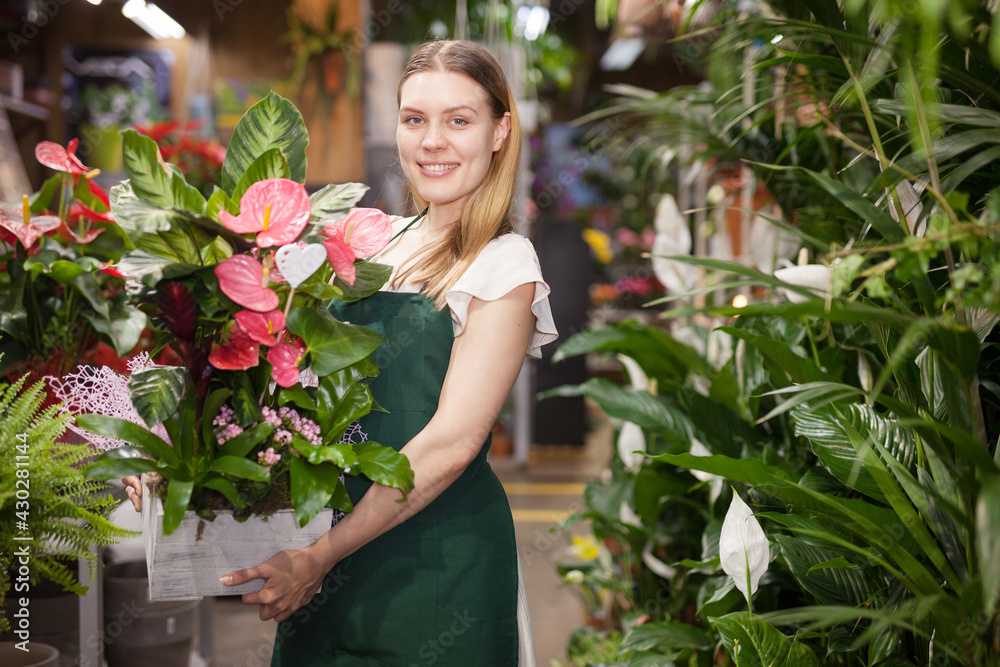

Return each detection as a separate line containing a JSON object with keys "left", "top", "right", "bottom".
{"left": 0, "top": 371, "right": 135, "bottom": 638}
{"left": 0, "top": 138, "right": 146, "bottom": 387}
{"left": 68, "top": 92, "right": 414, "bottom": 599}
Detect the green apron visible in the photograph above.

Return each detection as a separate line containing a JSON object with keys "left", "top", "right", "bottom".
{"left": 270, "top": 244, "right": 518, "bottom": 665}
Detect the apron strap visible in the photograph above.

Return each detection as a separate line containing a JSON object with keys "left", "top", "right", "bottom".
{"left": 389, "top": 208, "right": 428, "bottom": 243}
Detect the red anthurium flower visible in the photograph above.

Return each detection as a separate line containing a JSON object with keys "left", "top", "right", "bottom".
{"left": 321, "top": 207, "right": 392, "bottom": 285}
{"left": 57, "top": 219, "right": 106, "bottom": 245}
{"left": 0, "top": 196, "right": 62, "bottom": 249}
{"left": 209, "top": 326, "right": 260, "bottom": 371}
{"left": 219, "top": 178, "right": 311, "bottom": 248}
{"left": 235, "top": 309, "right": 286, "bottom": 347}
{"left": 214, "top": 255, "right": 280, "bottom": 312}
{"left": 99, "top": 261, "right": 128, "bottom": 279}
{"left": 267, "top": 338, "right": 306, "bottom": 388}
{"left": 75, "top": 199, "right": 115, "bottom": 224}
{"left": 35, "top": 139, "right": 91, "bottom": 175}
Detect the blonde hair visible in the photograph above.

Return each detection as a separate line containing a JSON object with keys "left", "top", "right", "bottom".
{"left": 393, "top": 39, "right": 522, "bottom": 308}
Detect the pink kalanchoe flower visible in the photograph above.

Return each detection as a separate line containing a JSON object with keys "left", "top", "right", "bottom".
{"left": 35, "top": 139, "right": 90, "bottom": 175}
{"left": 219, "top": 178, "right": 311, "bottom": 248}
{"left": 208, "top": 326, "right": 260, "bottom": 371}
{"left": 0, "top": 196, "right": 62, "bottom": 249}
{"left": 235, "top": 309, "right": 286, "bottom": 346}
{"left": 267, "top": 338, "right": 306, "bottom": 388}
{"left": 321, "top": 207, "right": 392, "bottom": 285}
{"left": 215, "top": 255, "right": 280, "bottom": 312}
{"left": 257, "top": 447, "right": 281, "bottom": 466}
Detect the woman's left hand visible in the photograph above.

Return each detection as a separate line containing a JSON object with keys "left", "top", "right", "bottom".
{"left": 221, "top": 545, "right": 330, "bottom": 622}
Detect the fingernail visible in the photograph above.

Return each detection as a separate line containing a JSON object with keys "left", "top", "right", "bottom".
{"left": 220, "top": 575, "right": 232, "bottom": 585}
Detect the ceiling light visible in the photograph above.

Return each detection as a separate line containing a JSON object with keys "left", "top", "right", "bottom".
{"left": 122, "top": 0, "right": 186, "bottom": 40}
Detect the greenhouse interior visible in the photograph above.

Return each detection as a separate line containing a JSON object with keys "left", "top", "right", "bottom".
{"left": 2, "top": 0, "right": 1000, "bottom": 665}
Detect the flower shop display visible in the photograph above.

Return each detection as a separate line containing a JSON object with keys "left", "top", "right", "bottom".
{"left": 59, "top": 91, "right": 413, "bottom": 599}
{"left": 0, "top": 138, "right": 144, "bottom": 386}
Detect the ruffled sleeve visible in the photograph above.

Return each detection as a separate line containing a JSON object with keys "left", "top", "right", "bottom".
{"left": 445, "top": 234, "right": 558, "bottom": 359}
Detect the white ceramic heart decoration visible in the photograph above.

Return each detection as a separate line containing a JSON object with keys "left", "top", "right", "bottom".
{"left": 275, "top": 243, "right": 327, "bottom": 288}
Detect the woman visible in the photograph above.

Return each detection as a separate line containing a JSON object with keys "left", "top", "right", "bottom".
{"left": 126, "top": 40, "right": 556, "bottom": 664}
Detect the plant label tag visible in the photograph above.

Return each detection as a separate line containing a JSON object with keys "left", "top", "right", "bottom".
{"left": 276, "top": 243, "right": 327, "bottom": 288}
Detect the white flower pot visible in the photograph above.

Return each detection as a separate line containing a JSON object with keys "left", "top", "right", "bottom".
{"left": 140, "top": 474, "right": 332, "bottom": 601}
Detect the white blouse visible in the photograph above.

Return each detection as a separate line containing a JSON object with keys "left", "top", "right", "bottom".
{"left": 374, "top": 216, "right": 559, "bottom": 359}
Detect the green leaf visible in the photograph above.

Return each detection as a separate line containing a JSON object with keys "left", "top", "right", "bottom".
{"left": 76, "top": 414, "right": 179, "bottom": 468}
{"left": 353, "top": 440, "right": 414, "bottom": 497}
{"left": 621, "top": 621, "right": 712, "bottom": 651}
{"left": 127, "top": 366, "right": 187, "bottom": 428}
{"left": 205, "top": 186, "right": 240, "bottom": 222}
{"left": 113, "top": 250, "right": 197, "bottom": 285}
{"left": 289, "top": 457, "right": 336, "bottom": 527}
{"left": 721, "top": 326, "right": 833, "bottom": 386}
{"left": 317, "top": 367, "right": 374, "bottom": 444}
{"left": 711, "top": 611, "right": 821, "bottom": 667}
{"left": 278, "top": 385, "right": 317, "bottom": 411}
{"left": 309, "top": 182, "right": 369, "bottom": 217}
{"left": 208, "top": 456, "right": 269, "bottom": 482}
{"left": 229, "top": 147, "right": 292, "bottom": 204}
{"left": 120, "top": 130, "right": 206, "bottom": 215}
{"left": 109, "top": 180, "right": 188, "bottom": 241}
{"left": 287, "top": 307, "right": 383, "bottom": 376}
{"left": 86, "top": 304, "right": 148, "bottom": 356}
{"left": 553, "top": 322, "right": 712, "bottom": 385}
{"left": 333, "top": 260, "right": 393, "bottom": 301}
{"left": 301, "top": 441, "right": 358, "bottom": 469}
{"left": 977, "top": 473, "right": 1000, "bottom": 616}
{"left": 218, "top": 422, "right": 275, "bottom": 459}
{"left": 70, "top": 271, "right": 110, "bottom": 319}
{"left": 29, "top": 174, "right": 63, "bottom": 212}
{"left": 540, "top": 378, "right": 694, "bottom": 443}
{"left": 222, "top": 91, "right": 308, "bottom": 193}
{"left": 201, "top": 477, "right": 245, "bottom": 509}
{"left": 84, "top": 446, "right": 157, "bottom": 480}
{"left": 774, "top": 535, "right": 880, "bottom": 606}
{"left": 162, "top": 479, "right": 194, "bottom": 535}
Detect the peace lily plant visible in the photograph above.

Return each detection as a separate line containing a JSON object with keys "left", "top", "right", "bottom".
{"left": 69, "top": 92, "right": 413, "bottom": 534}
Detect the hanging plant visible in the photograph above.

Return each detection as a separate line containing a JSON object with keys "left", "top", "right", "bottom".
{"left": 284, "top": 1, "right": 360, "bottom": 103}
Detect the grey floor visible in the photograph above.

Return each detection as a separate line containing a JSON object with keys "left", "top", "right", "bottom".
{"left": 206, "top": 419, "right": 611, "bottom": 667}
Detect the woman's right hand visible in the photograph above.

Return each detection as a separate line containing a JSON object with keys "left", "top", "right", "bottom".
{"left": 122, "top": 476, "right": 142, "bottom": 512}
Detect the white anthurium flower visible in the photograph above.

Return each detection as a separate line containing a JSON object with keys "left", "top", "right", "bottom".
{"left": 773, "top": 264, "right": 833, "bottom": 303}
{"left": 617, "top": 421, "right": 647, "bottom": 472}
{"left": 642, "top": 541, "right": 676, "bottom": 580}
{"left": 651, "top": 194, "right": 696, "bottom": 295}
{"left": 720, "top": 492, "right": 770, "bottom": 607}
{"left": 617, "top": 354, "right": 649, "bottom": 392}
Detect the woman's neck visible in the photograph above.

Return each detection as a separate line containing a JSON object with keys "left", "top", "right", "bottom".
{"left": 424, "top": 201, "right": 462, "bottom": 234}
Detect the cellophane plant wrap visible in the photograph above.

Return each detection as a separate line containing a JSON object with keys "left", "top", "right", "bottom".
{"left": 74, "top": 91, "right": 414, "bottom": 534}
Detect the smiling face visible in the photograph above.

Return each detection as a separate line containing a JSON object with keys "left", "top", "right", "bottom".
{"left": 396, "top": 70, "right": 510, "bottom": 225}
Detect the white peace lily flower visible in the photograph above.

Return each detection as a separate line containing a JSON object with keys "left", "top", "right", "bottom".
{"left": 719, "top": 492, "right": 770, "bottom": 606}
{"left": 651, "top": 194, "right": 696, "bottom": 295}
{"left": 642, "top": 541, "right": 676, "bottom": 580}
{"left": 617, "top": 421, "right": 647, "bottom": 472}
{"left": 617, "top": 354, "right": 649, "bottom": 392}
{"left": 688, "top": 439, "right": 717, "bottom": 483}
{"left": 619, "top": 499, "right": 643, "bottom": 528}
{"left": 773, "top": 264, "right": 833, "bottom": 303}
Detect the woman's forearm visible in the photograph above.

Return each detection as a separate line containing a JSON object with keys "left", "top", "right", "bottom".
{"left": 309, "top": 419, "right": 487, "bottom": 572}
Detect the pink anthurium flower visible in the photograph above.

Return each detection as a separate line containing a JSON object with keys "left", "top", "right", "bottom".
{"left": 0, "top": 196, "right": 62, "bottom": 249}
{"left": 321, "top": 207, "right": 392, "bottom": 285}
{"left": 215, "top": 255, "right": 280, "bottom": 312}
{"left": 209, "top": 326, "right": 260, "bottom": 371}
{"left": 219, "top": 178, "right": 311, "bottom": 248}
{"left": 235, "top": 309, "right": 286, "bottom": 347}
{"left": 35, "top": 139, "right": 91, "bottom": 176}
{"left": 267, "top": 338, "right": 306, "bottom": 388}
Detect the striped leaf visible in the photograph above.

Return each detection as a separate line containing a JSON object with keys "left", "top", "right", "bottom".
{"left": 221, "top": 92, "right": 308, "bottom": 194}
